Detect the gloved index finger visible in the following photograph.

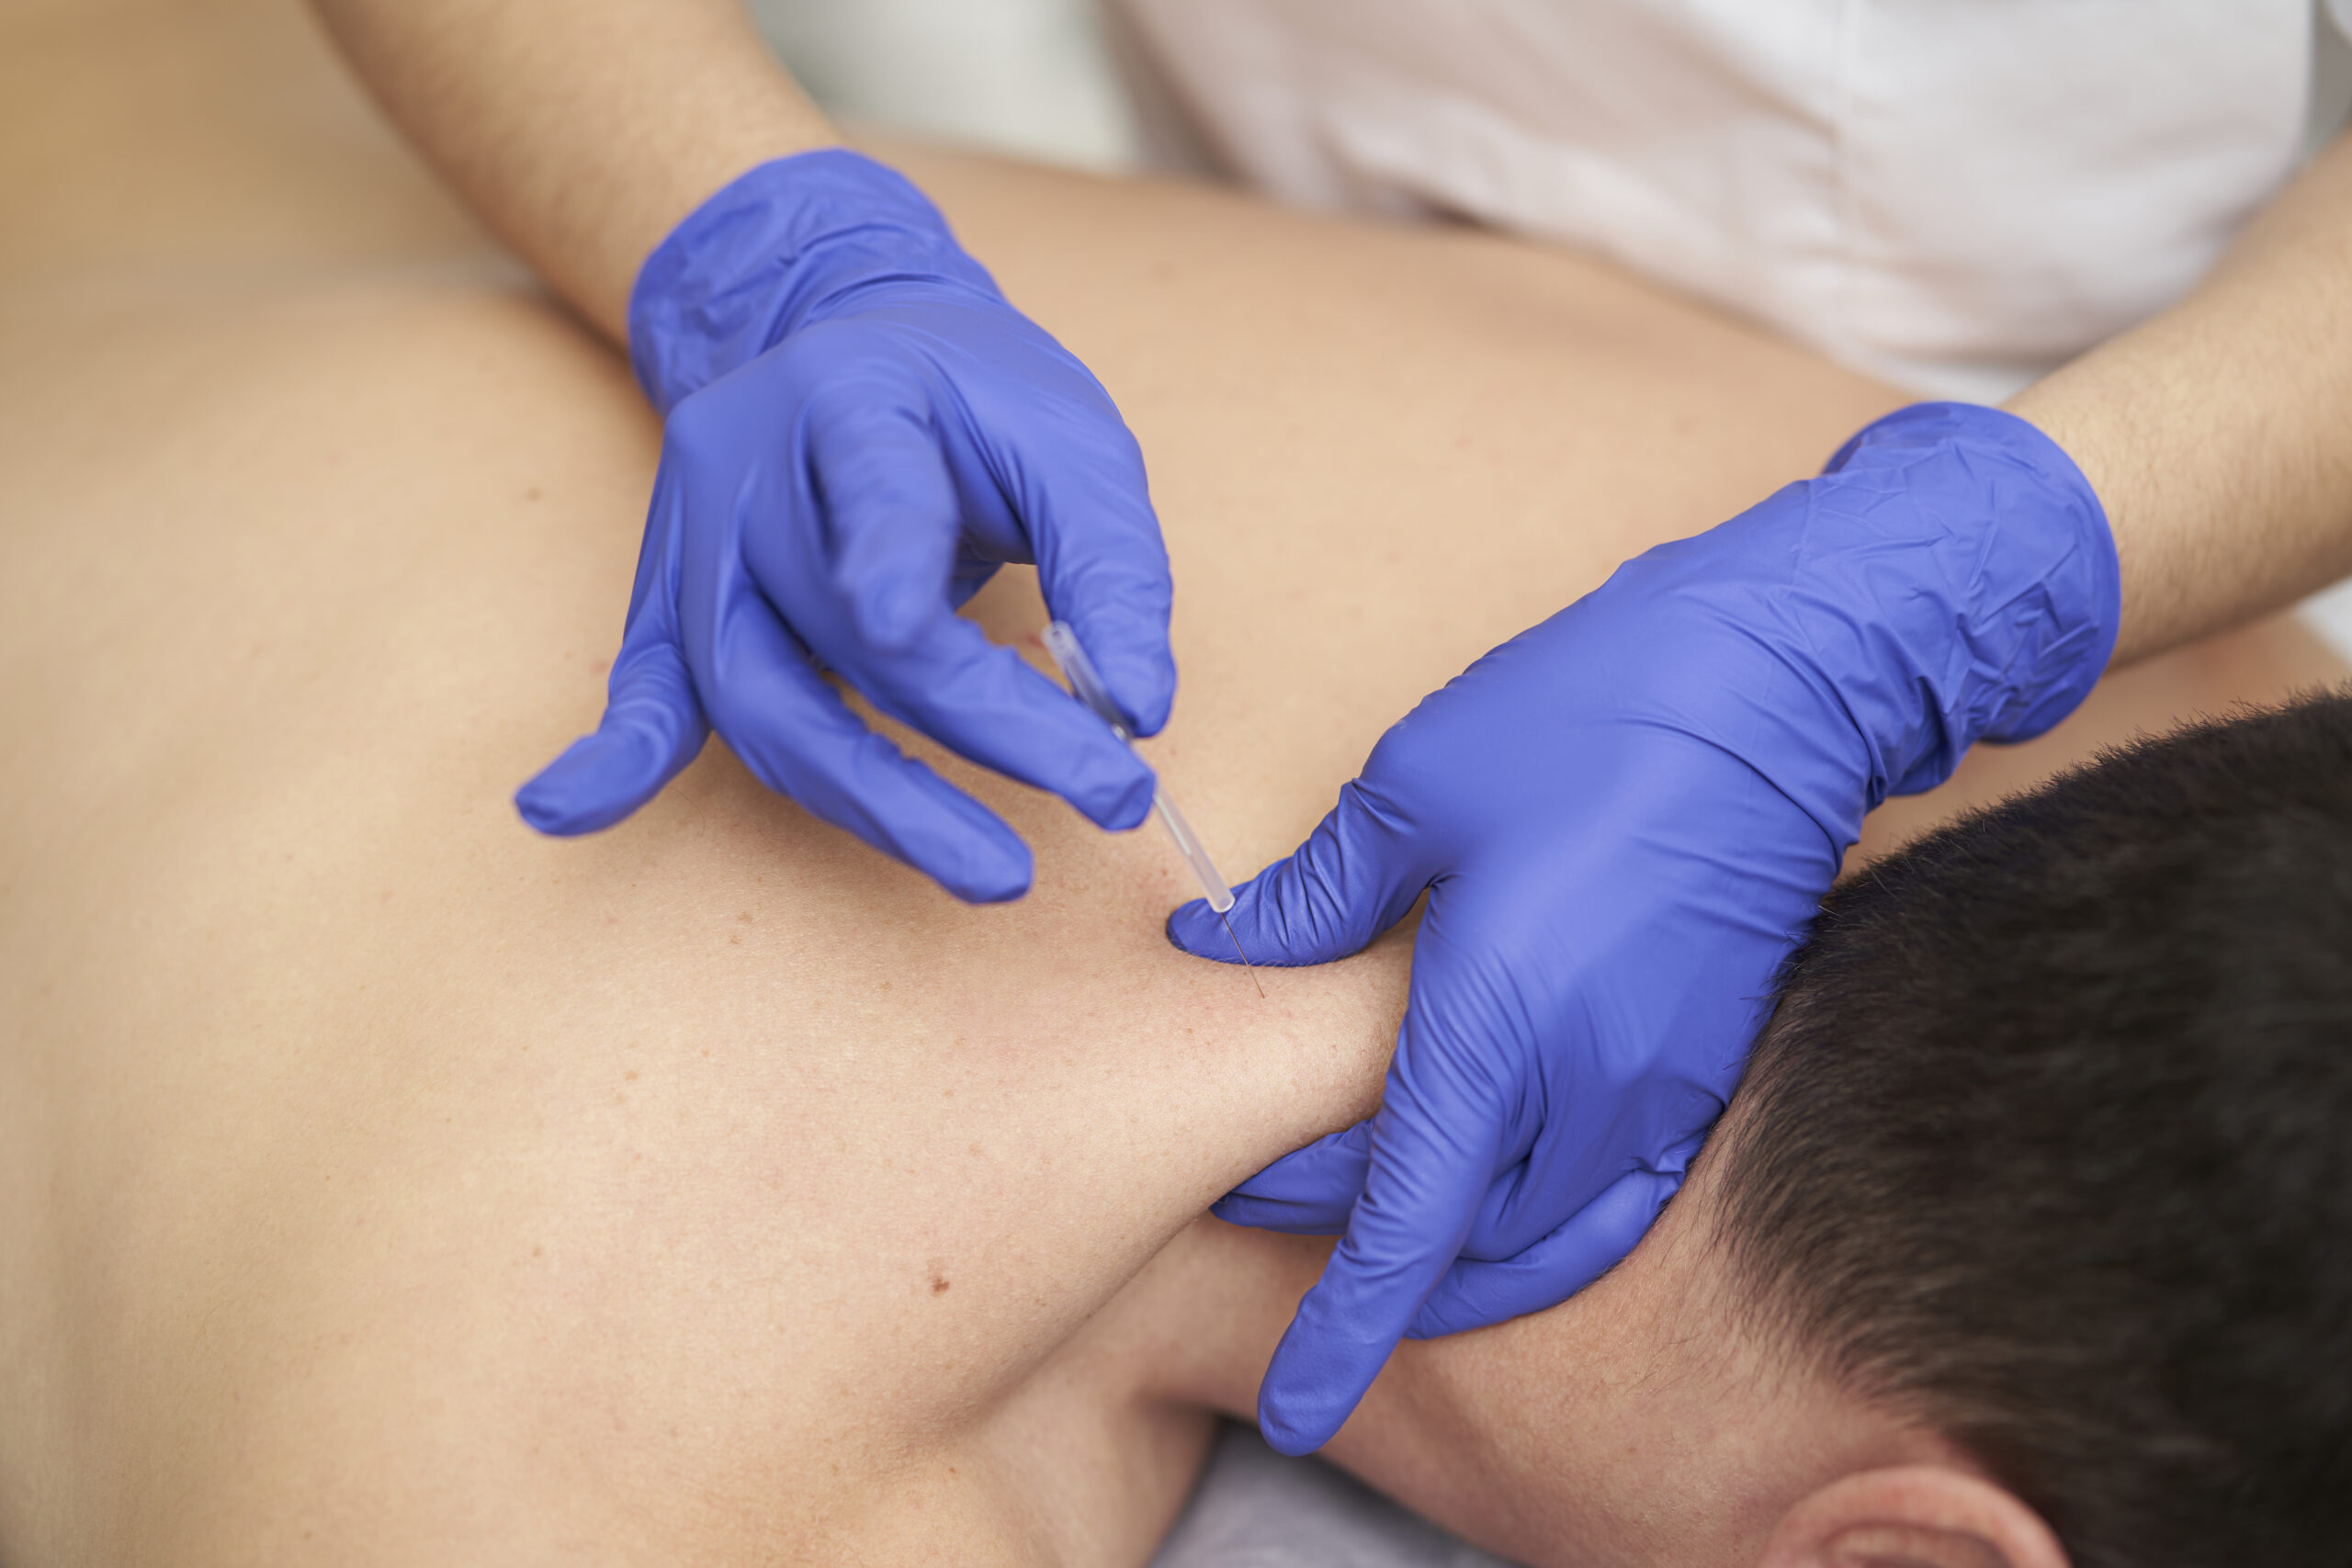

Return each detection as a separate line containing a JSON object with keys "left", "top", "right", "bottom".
{"left": 1404, "top": 1155, "right": 1690, "bottom": 1341}
{"left": 1212, "top": 1121, "right": 1375, "bottom": 1235}
{"left": 797, "top": 366, "right": 964, "bottom": 655}
{"left": 1018, "top": 425, "right": 1176, "bottom": 738}
{"left": 1254, "top": 1005, "right": 1506, "bottom": 1453}
{"left": 834, "top": 607, "right": 1161, "bottom": 836}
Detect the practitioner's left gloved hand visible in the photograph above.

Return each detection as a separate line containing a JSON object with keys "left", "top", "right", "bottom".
{"left": 1167, "top": 402, "right": 2120, "bottom": 1453}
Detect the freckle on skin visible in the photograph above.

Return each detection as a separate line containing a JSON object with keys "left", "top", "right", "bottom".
{"left": 625, "top": 1069, "right": 639, "bottom": 1081}
{"left": 931, "top": 1275, "right": 951, "bottom": 1294}
{"left": 533, "top": 1245, "right": 543, "bottom": 1258}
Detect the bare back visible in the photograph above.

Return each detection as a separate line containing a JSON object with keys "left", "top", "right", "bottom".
{"left": 2, "top": 5, "right": 2336, "bottom": 1562}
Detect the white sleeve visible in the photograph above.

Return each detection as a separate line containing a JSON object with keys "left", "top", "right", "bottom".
{"left": 2319, "top": 0, "right": 2352, "bottom": 153}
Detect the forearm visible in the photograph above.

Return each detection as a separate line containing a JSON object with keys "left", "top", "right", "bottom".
{"left": 309, "top": 0, "right": 833, "bottom": 343}
{"left": 2010, "top": 128, "right": 2352, "bottom": 664}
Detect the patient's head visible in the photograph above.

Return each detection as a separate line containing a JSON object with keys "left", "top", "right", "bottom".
{"left": 1715, "top": 691, "right": 2352, "bottom": 1567}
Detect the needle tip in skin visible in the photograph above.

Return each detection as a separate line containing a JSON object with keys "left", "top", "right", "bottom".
{"left": 1221, "top": 913, "right": 1265, "bottom": 998}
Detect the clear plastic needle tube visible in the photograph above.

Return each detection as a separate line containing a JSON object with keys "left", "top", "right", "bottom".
{"left": 1041, "top": 621, "right": 1261, "bottom": 993}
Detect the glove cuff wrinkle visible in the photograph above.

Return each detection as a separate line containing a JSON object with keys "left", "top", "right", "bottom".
{"left": 627, "top": 149, "right": 1002, "bottom": 414}
{"left": 1796, "top": 404, "right": 2117, "bottom": 818}
{"left": 1825, "top": 401, "right": 2120, "bottom": 788}
{"left": 1609, "top": 400, "right": 2118, "bottom": 851}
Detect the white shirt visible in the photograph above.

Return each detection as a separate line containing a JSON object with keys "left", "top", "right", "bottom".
{"left": 1111, "top": 0, "right": 2352, "bottom": 400}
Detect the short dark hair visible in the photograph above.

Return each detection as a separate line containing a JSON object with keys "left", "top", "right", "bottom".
{"left": 1716, "top": 691, "right": 2352, "bottom": 1568}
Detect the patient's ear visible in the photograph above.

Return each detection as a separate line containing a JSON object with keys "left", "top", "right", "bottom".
{"left": 1757, "top": 1466, "right": 2068, "bottom": 1568}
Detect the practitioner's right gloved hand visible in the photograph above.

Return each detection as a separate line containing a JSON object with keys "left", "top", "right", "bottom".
{"left": 1170, "top": 401, "right": 2121, "bottom": 1453}
{"left": 514, "top": 151, "right": 1176, "bottom": 902}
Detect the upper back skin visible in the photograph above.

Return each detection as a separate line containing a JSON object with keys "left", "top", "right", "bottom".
{"left": 1, "top": 3, "right": 2339, "bottom": 1563}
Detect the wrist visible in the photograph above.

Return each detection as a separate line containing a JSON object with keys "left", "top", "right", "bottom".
{"left": 1809, "top": 401, "right": 2120, "bottom": 805}
{"left": 626, "top": 149, "right": 1000, "bottom": 412}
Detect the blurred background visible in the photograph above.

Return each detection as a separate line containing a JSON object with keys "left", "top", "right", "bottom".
{"left": 744, "top": 0, "right": 1144, "bottom": 171}
{"left": 745, "top": 0, "right": 2352, "bottom": 171}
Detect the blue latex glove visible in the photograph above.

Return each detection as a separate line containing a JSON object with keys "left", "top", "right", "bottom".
{"left": 515, "top": 151, "right": 1174, "bottom": 901}
{"left": 1168, "top": 402, "right": 2120, "bottom": 1452}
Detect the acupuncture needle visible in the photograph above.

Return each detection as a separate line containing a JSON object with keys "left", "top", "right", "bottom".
{"left": 1040, "top": 621, "right": 1263, "bottom": 998}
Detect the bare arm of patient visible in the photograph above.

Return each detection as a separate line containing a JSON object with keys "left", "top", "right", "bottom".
{"left": 0, "top": 6, "right": 2339, "bottom": 1564}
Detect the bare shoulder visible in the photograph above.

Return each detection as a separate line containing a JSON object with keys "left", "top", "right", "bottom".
{"left": 0, "top": 250, "right": 1406, "bottom": 1562}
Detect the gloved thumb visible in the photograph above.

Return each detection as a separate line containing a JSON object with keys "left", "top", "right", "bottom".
{"left": 515, "top": 631, "right": 709, "bottom": 836}
{"left": 1167, "top": 780, "right": 1425, "bottom": 967}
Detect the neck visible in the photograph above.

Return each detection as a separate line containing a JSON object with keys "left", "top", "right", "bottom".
{"left": 1142, "top": 1189, "right": 1965, "bottom": 1568}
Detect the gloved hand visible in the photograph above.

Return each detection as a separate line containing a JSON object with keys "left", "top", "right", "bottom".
{"left": 1169, "top": 401, "right": 2120, "bottom": 1452}
{"left": 515, "top": 151, "right": 1175, "bottom": 901}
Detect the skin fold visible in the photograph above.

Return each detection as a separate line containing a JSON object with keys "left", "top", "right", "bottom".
{"left": 2, "top": 4, "right": 2342, "bottom": 1562}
